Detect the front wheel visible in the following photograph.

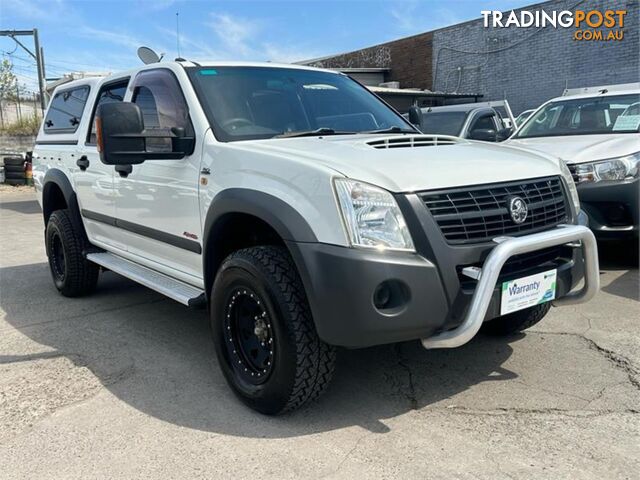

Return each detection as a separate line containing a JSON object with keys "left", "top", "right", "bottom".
{"left": 481, "top": 303, "right": 551, "bottom": 336}
{"left": 211, "top": 246, "right": 336, "bottom": 415}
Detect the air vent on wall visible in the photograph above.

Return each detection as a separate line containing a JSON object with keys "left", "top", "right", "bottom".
{"left": 367, "top": 135, "right": 461, "bottom": 149}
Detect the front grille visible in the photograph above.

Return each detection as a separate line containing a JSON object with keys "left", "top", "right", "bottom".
{"left": 419, "top": 176, "right": 569, "bottom": 244}
{"left": 457, "top": 245, "right": 572, "bottom": 288}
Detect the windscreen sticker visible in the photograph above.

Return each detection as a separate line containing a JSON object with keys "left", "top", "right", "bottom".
{"left": 612, "top": 115, "right": 640, "bottom": 131}
{"left": 199, "top": 69, "right": 218, "bottom": 76}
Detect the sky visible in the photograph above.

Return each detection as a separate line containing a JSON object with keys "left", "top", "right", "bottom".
{"left": 1, "top": 0, "right": 533, "bottom": 92}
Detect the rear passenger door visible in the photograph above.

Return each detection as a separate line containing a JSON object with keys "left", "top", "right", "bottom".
{"left": 76, "top": 78, "right": 129, "bottom": 250}
{"left": 115, "top": 68, "right": 202, "bottom": 283}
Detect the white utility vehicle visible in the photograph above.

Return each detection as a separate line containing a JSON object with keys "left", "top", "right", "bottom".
{"left": 33, "top": 61, "right": 599, "bottom": 414}
{"left": 507, "top": 84, "right": 640, "bottom": 241}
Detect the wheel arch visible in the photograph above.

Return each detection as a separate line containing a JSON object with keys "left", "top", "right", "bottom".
{"left": 41, "top": 169, "right": 87, "bottom": 241}
{"left": 202, "top": 189, "right": 317, "bottom": 300}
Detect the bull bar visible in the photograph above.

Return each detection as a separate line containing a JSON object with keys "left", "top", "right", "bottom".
{"left": 421, "top": 224, "right": 599, "bottom": 349}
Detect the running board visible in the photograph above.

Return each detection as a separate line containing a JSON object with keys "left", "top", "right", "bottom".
{"left": 86, "top": 252, "right": 205, "bottom": 307}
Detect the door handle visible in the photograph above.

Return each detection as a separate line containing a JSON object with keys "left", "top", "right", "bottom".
{"left": 76, "top": 156, "right": 90, "bottom": 171}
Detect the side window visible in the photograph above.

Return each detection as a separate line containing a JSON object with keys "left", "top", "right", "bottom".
{"left": 87, "top": 80, "right": 129, "bottom": 144}
{"left": 44, "top": 86, "right": 90, "bottom": 133}
{"left": 471, "top": 114, "right": 496, "bottom": 132}
{"left": 131, "top": 69, "right": 193, "bottom": 152}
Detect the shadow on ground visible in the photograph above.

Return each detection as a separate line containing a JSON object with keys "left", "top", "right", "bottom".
{"left": 0, "top": 200, "right": 42, "bottom": 215}
{"left": 598, "top": 240, "right": 639, "bottom": 301}
{"left": 1, "top": 198, "right": 635, "bottom": 438}
{"left": 0, "top": 261, "right": 519, "bottom": 438}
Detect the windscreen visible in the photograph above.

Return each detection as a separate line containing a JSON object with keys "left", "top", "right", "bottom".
{"left": 420, "top": 111, "right": 467, "bottom": 136}
{"left": 516, "top": 93, "right": 640, "bottom": 138}
{"left": 187, "top": 67, "right": 412, "bottom": 141}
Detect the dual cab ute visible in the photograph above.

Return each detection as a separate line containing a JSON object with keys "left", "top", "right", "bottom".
{"left": 34, "top": 61, "right": 599, "bottom": 414}
{"left": 507, "top": 85, "right": 640, "bottom": 241}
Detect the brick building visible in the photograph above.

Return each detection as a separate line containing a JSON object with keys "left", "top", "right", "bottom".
{"left": 302, "top": 0, "right": 639, "bottom": 114}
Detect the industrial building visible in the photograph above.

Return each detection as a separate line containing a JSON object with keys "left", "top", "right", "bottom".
{"left": 301, "top": 0, "right": 639, "bottom": 114}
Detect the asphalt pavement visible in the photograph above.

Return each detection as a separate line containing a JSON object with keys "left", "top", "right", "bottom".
{"left": 1, "top": 188, "right": 638, "bottom": 479}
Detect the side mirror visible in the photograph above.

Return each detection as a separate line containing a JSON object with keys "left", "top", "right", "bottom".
{"left": 97, "top": 102, "right": 146, "bottom": 165}
{"left": 96, "top": 102, "right": 195, "bottom": 165}
{"left": 496, "top": 127, "right": 513, "bottom": 142}
{"left": 469, "top": 128, "right": 497, "bottom": 142}
{"left": 408, "top": 106, "right": 422, "bottom": 126}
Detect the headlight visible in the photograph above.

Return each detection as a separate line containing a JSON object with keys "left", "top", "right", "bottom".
{"left": 559, "top": 160, "right": 581, "bottom": 214}
{"left": 334, "top": 178, "right": 415, "bottom": 252}
{"left": 573, "top": 152, "right": 640, "bottom": 184}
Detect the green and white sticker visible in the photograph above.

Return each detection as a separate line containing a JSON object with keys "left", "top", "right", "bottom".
{"left": 501, "top": 269, "right": 557, "bottom": 315}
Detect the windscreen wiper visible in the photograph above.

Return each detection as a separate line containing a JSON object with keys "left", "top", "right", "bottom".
{"left": 274, "top": 128, "right": 355, "bottom": 138}
{"left": 363, "top": 125, "right": 417, "bottom": 134}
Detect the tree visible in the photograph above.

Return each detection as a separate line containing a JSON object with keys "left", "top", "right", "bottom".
{"left": 0, "top": 59, "right": 17, "bottom": 102}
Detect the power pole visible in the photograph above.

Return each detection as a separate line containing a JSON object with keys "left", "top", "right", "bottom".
{"left": 0, "top": 29, "right": 48, "bottom": 111}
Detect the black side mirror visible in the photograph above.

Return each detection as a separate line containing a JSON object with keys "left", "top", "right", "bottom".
{"left": 408, "top": 106, "right": 422, "bottom": 126}
{"left": 97, "top": 102, "right": 195, "bottom": 165}
{"left": 469, "top": 128, "right": 497, "bottom": 142}
{"left": 496, "top": 127, "right": 513, "bottom": 142}
{"left": 97, "top": 102, "right": 146, "bottom": 165}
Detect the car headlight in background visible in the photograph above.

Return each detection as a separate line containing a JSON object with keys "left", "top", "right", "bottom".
{"left": 559, "top": 160, "right": 581, "bottom": 214}
{"left": 334, "top": 178, "right": 415, "bottom": 252}
{"left": 573, "top": 152, "right": 640, "bottom": 184}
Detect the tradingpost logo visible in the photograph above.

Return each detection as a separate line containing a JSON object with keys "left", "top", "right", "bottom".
{"left": 481, "top": 8, "right": 627, "bottom": 41}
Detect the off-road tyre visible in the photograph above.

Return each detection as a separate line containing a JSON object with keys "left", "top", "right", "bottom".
{"left": 2, "top": 156, "right": 24, "bottom": 166}
{"left": 3, "top": 164, "right": 25, "bottom": 174}
{"left": 481, "top": 303, "right": 551, "bottom": 336}
{"left": 45, "top": 209, "right": 99, "bottom": 297}
{"left": 4, "top": 178, "right": 25, "bottom": 185}
{"left": 211, "top": 246, "right": 336, "bottom": 415}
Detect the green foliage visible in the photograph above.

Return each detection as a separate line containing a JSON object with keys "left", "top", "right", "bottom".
{"left": 0, "top": 60, "right": 18, "bottom": 100}
{"left": 0, "top": 112, "right": 41, "bottom": 136}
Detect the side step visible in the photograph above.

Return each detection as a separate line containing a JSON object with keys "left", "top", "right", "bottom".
{"left": 86, "top": 252, "right": 206, "bottom": 307}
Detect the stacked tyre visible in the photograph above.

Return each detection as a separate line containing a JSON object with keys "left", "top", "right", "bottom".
{"left": 2, "top": 157, "right": 25, "bottom": 185}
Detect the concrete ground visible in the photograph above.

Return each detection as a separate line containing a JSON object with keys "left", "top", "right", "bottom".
{"left": 0, "top": 188, "right": 638, "bottom": 480}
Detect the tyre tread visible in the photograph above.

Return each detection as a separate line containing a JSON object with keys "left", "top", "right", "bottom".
{"left": 47, "top": 209, "right": 99, "bottom": 297}
{"left": 226, "top": 246, "right": 336, "bottom": 413}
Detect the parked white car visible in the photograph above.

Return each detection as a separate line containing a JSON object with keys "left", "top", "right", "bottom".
{"left": 507, "top": 85, "right": 640, "bottom": 241}
{"left": 33, "top": 61, "right": 599, "bottom": 414}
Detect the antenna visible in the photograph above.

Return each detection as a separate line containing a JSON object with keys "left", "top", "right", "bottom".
{"left": 176, "top": 11, "right": 181, "bottom": 58}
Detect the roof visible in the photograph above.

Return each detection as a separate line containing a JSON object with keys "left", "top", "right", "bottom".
{"left": 332, "top": 68, "right": 390, "bottom": 73}
{"left": 48, "top": 76, "right": 104, "bottom": 93}
{"left": 180, "top": 60, "right": 342, "bottom": 74}
{"left": 367, "top": 86, "right": 482, "bottom": 99}
{"left": 421, "top": 104, "right": 494, "bottom": 114}
{"left": 550, "top": 88, "right": 640, "bottom": 103}
{"left": 46, "top": 71, "right": 109, "bottom": 92}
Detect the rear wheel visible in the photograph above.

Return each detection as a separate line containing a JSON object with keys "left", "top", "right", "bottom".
{"left": 481, "top": 303, "right": 551, "bottom": 335}
{"left": 46, "top": 209, "right": 99, "bottom": 297}
{"left": 211, "top": 246, "right": 336, "bottom": 415}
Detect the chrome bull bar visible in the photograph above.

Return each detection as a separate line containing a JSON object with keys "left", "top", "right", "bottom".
{"left": 421, "top": 224, "right": 599, "bottom": 349}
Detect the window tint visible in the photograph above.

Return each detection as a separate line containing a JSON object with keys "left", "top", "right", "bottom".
{"left": 132, "top": 69, "right": 192, "bottom": 152}
{"left": 516, "top": 94, "right": 640, "bottom": 138}
{"left": 420, "top": 112, "right": 466, "bottom": 136}
{"left": 44, "top": 86, "right": 90, "bottom": 133}
{"left": 187, "top": 67, "right": 413, "bottom": 142}
{"left": 88, "top": 80, "right": 128, "bottom": 144}
{"left": 471, "top": 115, "right": 495, "bottom": 132}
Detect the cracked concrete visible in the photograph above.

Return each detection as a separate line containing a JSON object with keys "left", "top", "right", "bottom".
{"left": 0, "top": 190, "right": 638, "bottom": 479}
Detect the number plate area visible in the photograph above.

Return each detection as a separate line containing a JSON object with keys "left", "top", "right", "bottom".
{"left": 500, "top": 269, "right": 557, "bottom": 315}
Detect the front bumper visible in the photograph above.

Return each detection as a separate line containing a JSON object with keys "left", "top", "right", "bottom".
{"left": 576, "top": 178, "right": 639, "bottom": 240}
{"left": 423, "top": 224, "right": 598, "bottom": 349}
{"left": 289, "top": 224, "right": 597, "bottom": 349}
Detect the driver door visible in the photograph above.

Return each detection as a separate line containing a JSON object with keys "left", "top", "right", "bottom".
{"left": 115, "top": 68, "right": 202, "bottom": 283}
